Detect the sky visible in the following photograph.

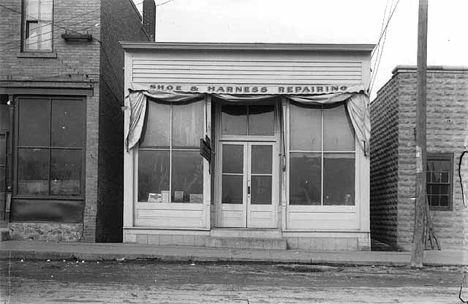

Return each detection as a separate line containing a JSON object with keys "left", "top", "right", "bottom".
{"left": 135, "top": 0, "right": 468, "bottom": 100}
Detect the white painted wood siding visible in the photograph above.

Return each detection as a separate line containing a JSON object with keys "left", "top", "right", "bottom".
{"left": 131, "top": 52, "right": 364, "bottom": 85}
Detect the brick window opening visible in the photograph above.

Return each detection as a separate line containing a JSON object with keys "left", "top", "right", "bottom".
{"left": 15, "top": 97, "right": 85, "bottom": 198}
{"left": 427, "top": 153, "right": 453, "bottom": 211}
{"left": 23, "top": 0, "right": 53, "bottom": 52}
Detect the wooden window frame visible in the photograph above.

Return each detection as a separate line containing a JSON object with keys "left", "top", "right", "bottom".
{"left": 427, "top": 152, "right": 453, "bottom": 211}
{"left": 137, "top": 101, "right": 204, "bottom": 204}
{"left": 288, "top": 102, "right": 356, "bottom": 206}
{"left": 22, "top": 0, "right": 54, "bottom": 53}
{"left": 13, "top": 96, "right": 86, "bottom": 201}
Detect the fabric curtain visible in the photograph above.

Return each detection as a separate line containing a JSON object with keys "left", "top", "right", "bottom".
{"left": 125, "top": 84, "right": 371, "bottom": 156}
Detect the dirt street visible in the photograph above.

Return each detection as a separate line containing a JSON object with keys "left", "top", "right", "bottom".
{"left": 0, "top": 258, "right": 466, "bottom": 303}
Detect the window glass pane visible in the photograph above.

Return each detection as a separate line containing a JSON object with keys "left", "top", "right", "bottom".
{"left": 251, "top": 176, "right": 272, "bottom": 205}
{"left": 323, "top": 153, "right": 355, "bottom": 205}
{"left": 50, "top": 149, "right": 81, "bottom": 196}
{"left": 251, "top": 145, "right": 272, "bottom": 174}
{"left": 440, "top": 195, "right": 449, "bottom": 206}
{"left": 141, "top": 102, "right": 170, "bottom": 147}
{"left": 39, "top": 0, "right": 53, "bottom": 21}
{"left": 290, "top": 104, "right": 321, "bottom": 151}
{"left": 430, "top": 195, "right": 440, "bottom": 206}
{"left": 39, "top": 23, "right": 52, "bottom": 51}
{"left": 222, "top": 145, "right": 243, "bottom": 174}
{"left": 172, "top": 102, "right": 203, "bottom": 148}
{"left": 248, "top": 105, "right": 274, "bottom": 136}
{"left": 289, "top": 152, "right": 321, "bottom": 205}
{"left": 222, "top": 105, "right": 247, "bottom": 135}
{"left": 222, "top": 175, "right": 243, "bottom": 204}
{"left": 17, "top": 148, "right": 49, "bottom": 195}
{"left": 25, "top": 0, "right": 39, "bottom": 20}
{"left": 171, "top": 151, "right": 203, "bottom": 203}
{"left": 19, "top": 99, "right": 50, "bottom": 146}
{"left": 138, "top": 150, "right": 170, "bottom": 202}
{"left": 323, "top": 104, "right": 354, "bottom": 151}
{"left": 51, "top": 100, "right": 83, "bottom": 147}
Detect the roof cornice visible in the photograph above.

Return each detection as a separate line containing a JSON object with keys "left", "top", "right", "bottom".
{"left": 120, "top": 41, "right": 375, "bottom": 52}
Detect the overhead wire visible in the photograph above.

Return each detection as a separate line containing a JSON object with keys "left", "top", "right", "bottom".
{"left": 369, "top": 0, "right": 400, "bottom": 94}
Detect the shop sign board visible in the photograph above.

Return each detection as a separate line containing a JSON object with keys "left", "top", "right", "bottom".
{"left": 148, "top": 84, "right": 355, "bottom": 95}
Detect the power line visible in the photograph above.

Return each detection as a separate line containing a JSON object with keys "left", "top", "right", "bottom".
{"left": 369, "top": 0, "right": 400, "bottom": 93}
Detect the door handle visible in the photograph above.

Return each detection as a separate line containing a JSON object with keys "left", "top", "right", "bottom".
{"left": 248, "top": 185, "right": 251, "bottom": 195}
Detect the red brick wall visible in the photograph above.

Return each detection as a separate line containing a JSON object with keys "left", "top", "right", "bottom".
{"left": 371, "top": 66, "right": 468, "bottom": 251}
{"left": 96, "top": 0, "right": 148, "bottom": 242}
{"left": 1, "top": 0, "right": 147, "bottom": 242}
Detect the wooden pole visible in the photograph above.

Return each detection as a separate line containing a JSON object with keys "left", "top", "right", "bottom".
{"left": 411, "top": 0, "right": 428, "bottom": 268}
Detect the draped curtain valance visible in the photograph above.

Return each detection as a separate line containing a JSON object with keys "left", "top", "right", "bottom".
{"left": 124, "top": 83, "right": 371, "bottom": 156}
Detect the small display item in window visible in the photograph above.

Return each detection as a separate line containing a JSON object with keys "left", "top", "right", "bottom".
{"left": 148, "top": 193, "right": 161, "bottom": 203}
{"left": 190, "top": 194, "right": 203, "bottom": 204}
{"left": 161, "top": 191, "right": 170, "bottom": 203}
{"left": 174, "top": 191, "right": 184, "bottom": 202}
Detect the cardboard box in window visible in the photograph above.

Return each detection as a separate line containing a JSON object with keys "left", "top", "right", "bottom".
{"left": 174, "top": 191, "right": 184, "bottom": 202}
{"left": 161, "top": 191, "right": 170, "bottom": 204}
{"left": 148, "top": 193, "right": 162, "bottom": 203}
{"left": 190, "top": 194, "right": 203, "bottom": 204}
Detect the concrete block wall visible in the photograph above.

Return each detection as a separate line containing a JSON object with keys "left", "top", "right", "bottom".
{"left": 395, "top": 67, "right": 468, "bottom": 250}
{"left": 370, "top": 76, "right": 400, "bottom": 248}
{"left": 96, "top": 0, "right": 149, "bottom": 242}
{"left": 371, "top": 66, "right": 468, "bottom": 251}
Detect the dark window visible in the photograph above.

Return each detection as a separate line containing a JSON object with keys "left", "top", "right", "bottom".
{"left": 16, "top": 98, "right": 84, "bottom": 198}
{"left": 23, "top": 0, "right": 53, "bottom": 52}
{"left": 427, "top": 153, "right": 453, "bottom": 211}
{"left": 221, "top": 104, "right": 275, "bottom": 136}
{"left": 289, "top": 103, "right": 355, "bottom": 206}
{"left": 138, "top": 101, "right": 204, "bottom": 203}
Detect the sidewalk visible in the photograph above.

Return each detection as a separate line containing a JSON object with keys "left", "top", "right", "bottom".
{"left": 1, "top": 240, "right": 466, "bottom": 266}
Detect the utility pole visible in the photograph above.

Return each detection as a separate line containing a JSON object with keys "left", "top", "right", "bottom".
{"left": 411, "top": 0, "right": 428, "bottom": 268}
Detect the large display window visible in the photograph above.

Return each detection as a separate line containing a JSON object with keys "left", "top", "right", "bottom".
{"left": 289, "top": 102, "right": 355, "bottom": 206}
{"left": 137, "top": 101, "right": 204, "bottom": 204}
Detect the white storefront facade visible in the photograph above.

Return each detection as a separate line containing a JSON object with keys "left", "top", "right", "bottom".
{"left": 122, "top": 42, "right": 373, "bottom": 251}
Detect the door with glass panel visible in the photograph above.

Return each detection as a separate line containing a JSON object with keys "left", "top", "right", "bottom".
{"left": 219, "top": 142, "right": 276, "bottom": 228}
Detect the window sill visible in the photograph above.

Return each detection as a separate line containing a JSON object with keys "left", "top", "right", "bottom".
{"left": 17, "top": 52, "right": 57, "bottom": 59}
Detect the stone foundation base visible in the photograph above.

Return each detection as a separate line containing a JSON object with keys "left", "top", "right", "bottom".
{"left": 9, "top": 223, "right": 83, "bottom": 242}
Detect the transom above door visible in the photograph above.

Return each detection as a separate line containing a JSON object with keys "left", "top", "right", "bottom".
{"left": 218, "top": 142, "right": 277, "bottom": 228}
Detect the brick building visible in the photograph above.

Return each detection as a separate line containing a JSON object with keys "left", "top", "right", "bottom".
{"left": 370, "top": 66, "right": 468, "bottom": 251}
{"left": 0, "top": 0, "right": 151, "bottom": 242}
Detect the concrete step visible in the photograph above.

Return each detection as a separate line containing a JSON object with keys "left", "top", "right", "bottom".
{"left": 210, "top": 228, "right": 282, "bottom": 239}
{"left": 0, "top": 228, "right": 10, "bottom": 241}
{"left": 205, "top": 237, "right": 287, "bottom": 250}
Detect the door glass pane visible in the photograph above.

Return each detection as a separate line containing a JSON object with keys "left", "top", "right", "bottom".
{"left": 221, "top": 105, "right": 247, "bottom": 135}
{"left": 289, "top": 152, "right": 321, "bottom": 205}
{"left": 323, "top": 153, "right": 355, "bottom": 205}
{"left": 141, "top": 102, "right": 170, "bottom": 147}
{"left": 18, "top": 99, "right": 50, "bottom": 146}
{"left": 0, "top": 135, "right": 5, "bottom": 164}
{"left": 172, "top": 151, "right": 203, "bottom": 203}
{"left": 323, "top": 104, "right": 354, "bottom": 151}
{"left": 290, "top": 104, "right": 321, "bottom": 151}
{"left": 51, "top": 100, "right": 84, "bottom": 147}
{"left": 222, "top": 145, "right": 243, "bottom": 174}
{"left": 222, "top": 175, "right": 243, "bottom": 204}
{"left": 50, "top": 149, "right": 82, "bottom": 196}
{"left": 0, "top": 167, "right": 5, "bottom": 192}
{"left": 138, "top": 150, "right": 170, "bottom": 202}
{"left": 251, "top": 176, "right": 272, "bottom": 205}
{"left": 248, "top": 105, "right": 274, "bottom": 136}
{"left": 172, "top": 102, "right": 203, "bottom": 148}
{"left": 251, "top": 145, "right": 272, "bottom": 174}
{"left": 17, "top": 148, "right": 49, "bottom": 195}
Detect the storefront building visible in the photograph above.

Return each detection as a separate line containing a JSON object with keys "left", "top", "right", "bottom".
{"left": 122, "top": 42, "right": 373, "bottom": 251}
